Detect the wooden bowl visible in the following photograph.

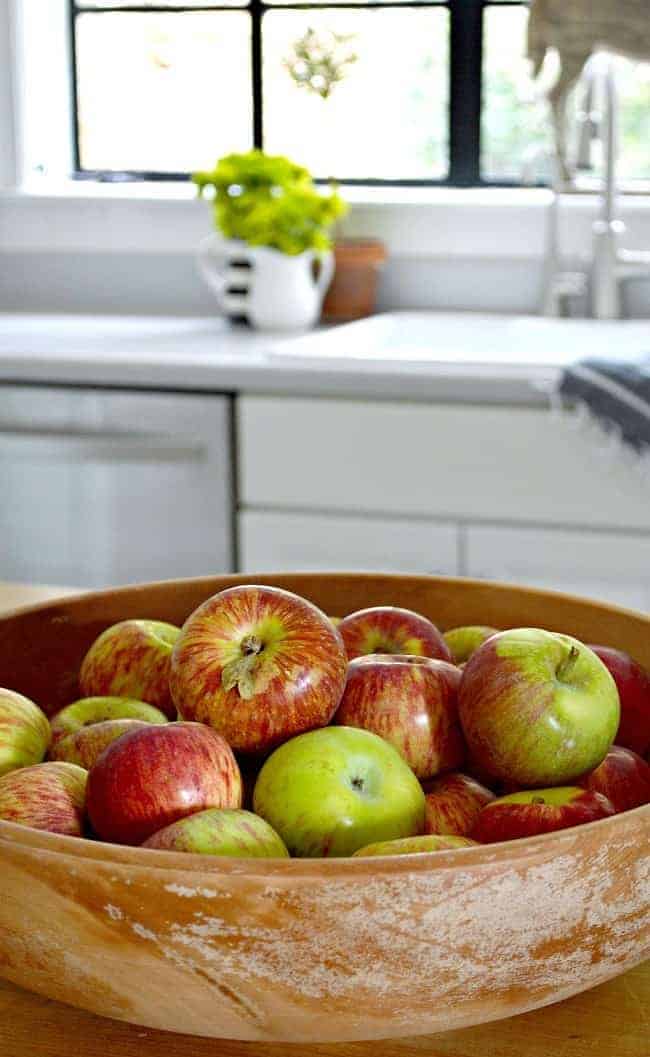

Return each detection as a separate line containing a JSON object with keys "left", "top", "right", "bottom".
{"left": 0, "top": 573, "right": 648, "bottom": 1043}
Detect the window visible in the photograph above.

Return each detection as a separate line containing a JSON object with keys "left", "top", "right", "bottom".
{"left": 69, "top": 1, "right": 650, "bottom": 186}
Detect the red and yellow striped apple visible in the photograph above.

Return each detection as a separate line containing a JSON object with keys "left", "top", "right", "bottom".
{"left": 0, "top": 688, "right": 51, "bottom": 777}
{"left": 459, "top": 628, "right": 620, "bottom": 787}
{"left": 423, "top": 771, "right": 495, "bottom": 836}
{"left": 472, "top": 786, "right": 615, "bottom": 844}
{"left": 50, "top": 718, "right": 155, "bottom": 770}
{"left": 338, "top": 606, "right": 452, "bottom": 662}
{"left": 143, "top": 807, "right": 289, "bottom": 857}
{"left": 353, "top": 834, "right": 478, "bottom": 856}
{"left": 87, "top": 722, "right": 242, "bottom": 846}
{"left": 589, "top": 645, "right": 650, "bottom": 757}
{"left": 170, "top": 585, "right": 347, "bottom": 754}
{"left": 79, "top": 620, "right": 181, "bottom": 718}
{"left": 333, "top": 654, "right": 465, "bottom": 780}
{"left": 577, "top": 745, "right": 650, "bottom": 813}
{"left": 0, "top": 761, "right": 87, "bottom": 836}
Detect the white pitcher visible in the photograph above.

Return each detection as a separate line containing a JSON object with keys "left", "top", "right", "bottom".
{"left": 197, "top": 236, "right": 334, "bottom": 333}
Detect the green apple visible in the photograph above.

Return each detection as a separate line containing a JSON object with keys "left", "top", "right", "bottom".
{"left": 443, "top": 626, "right": 499, "bottom": 665}
{"left": 353, "top": 834, "right": 478, "bottom": 857}
{"left": 50, "top": 696, "right": 168, "bottom": 746}
{"left": 459, "top": 628, "right": 620, "bottom": 787}
{"left": 142, "top": 808, "right": 289, "bottom": 857}
{"left": 253, "top": 726, "right": 425, "bottom": 858}
{"left": 0, "top": 688, "right": 51, "bottom": 777}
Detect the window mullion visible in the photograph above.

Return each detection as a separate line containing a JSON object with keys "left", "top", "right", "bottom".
{"left": 448, "top": 0, "right": 483, "bottom": 186}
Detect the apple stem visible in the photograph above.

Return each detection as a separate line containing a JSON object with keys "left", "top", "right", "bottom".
{"left": 556, "top": 645, "right": 580, "bottom": 682}
{"left": 222, "top": 636, "right": 265, "bottom": 700}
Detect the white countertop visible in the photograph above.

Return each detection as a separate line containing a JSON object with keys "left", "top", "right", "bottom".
{"left": 0, "top": 311, "right": 647, "bottom": 404}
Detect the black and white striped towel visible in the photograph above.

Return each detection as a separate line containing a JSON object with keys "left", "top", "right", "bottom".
{"left": 558, "top": 353, "right": 650, "bottom": 454}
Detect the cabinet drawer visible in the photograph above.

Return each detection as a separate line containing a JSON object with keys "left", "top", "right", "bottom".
{"left": 465, "top": 524, "right": 650, "bottom": 611}
{"left": 238, "top": 396, "right": 650, "bottom": 531}
{"left": 239, "top": 511, "right": 459, "bottom": 576}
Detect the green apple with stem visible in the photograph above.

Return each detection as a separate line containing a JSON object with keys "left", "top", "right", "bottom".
{"left": 143, "top": 808, "right": 289, "bottom": 857}
{"left": 459, "top": 628, "right": 620, "bottom": 787}
{"left": 253, "top": 726, "right": 425, "bottom": 858}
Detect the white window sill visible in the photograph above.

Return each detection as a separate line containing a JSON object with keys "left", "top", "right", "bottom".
{"left": 2, "top": 180, "right": 650, "bottom": 259}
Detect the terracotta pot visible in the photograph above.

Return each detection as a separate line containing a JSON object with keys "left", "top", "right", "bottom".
{"left": 0, "top": 573, "right": 648, "bottom": 1043}
{"left": 321, "top": 238, "right": 387, "bottom": 321}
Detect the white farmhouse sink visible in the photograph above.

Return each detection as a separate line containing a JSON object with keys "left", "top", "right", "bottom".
{"left": 270, "top": 311, "right": 650, "bottom": 370}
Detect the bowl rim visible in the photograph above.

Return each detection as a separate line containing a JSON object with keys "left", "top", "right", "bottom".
{"left": 1, "top": 571, "right": 648, "bottom": 878}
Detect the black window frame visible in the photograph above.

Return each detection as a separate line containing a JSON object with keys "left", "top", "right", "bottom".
{"left": 69, "top": 0, "right": 526, "bottom": 186}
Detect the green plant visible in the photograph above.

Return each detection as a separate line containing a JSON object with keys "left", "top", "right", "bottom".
{"left": 193, "top": 150, "right": 347, "bottom": 255}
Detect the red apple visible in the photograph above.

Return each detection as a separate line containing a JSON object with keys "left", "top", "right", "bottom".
{"left": 472, "top": 786, "right": 615, "bottom": 844}
{"left": 338, "top": 606, "right": 452, "bottom": 662}
{"left": 50, "top": 695, "right": 168, "bottom": 746}
{"left": 577, "top": 745, "right": 650, "bottom": 813}
{"left": 50, "top": 718, "right": 154, "bottom": 770}
{"left": 459, "top": 629, "right": 620, "bottom": 787}
{"left": 0, "top": 761, "right": 87, "bottom": 836}
{"left": 443, "top": 626, "right": 499, "bottom": 666}
{"left": 333, "top": 655, "right": 465, "bottom": 780}
{"left": 589, "top": 646, "right": 650, "bottom": 757}
{"left": 353, "top": 834, "right": 478, "bottom": 857}
{"left": 79, "top": 620, "right": 181, "bottom": 718}
{"left": 87, "top": 722, "right": 242, "bottom": 845}
{"left": 0, "top": 688, "right": 51, "bottom": 777}
{"left": 169, "top": 585, "right": 347, "bottom": 754}
{"left": 423, "top": 772, "right": 495, "bottom": 836}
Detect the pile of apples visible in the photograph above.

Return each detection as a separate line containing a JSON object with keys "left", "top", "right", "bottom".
{"left": 1, "top": 584, "right": 649, "bottom": 861}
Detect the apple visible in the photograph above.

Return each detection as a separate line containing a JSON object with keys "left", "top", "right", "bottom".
{"left": 423, "top": 772, "right": 495, "bottom": 836}
{"left": 253, "top": 725, "right": 425, "bottom": 858}
{"left": 170, "top": 585, "right": 347, "bottom": 754}
{"left": 50, "top": 718, "right": 155, "bottom": 770}
{"left": 0, "top": 688, "right": 51, "bottom": 777}
{"left": 0, "top": 761, "right": 87, "bottom": 836}
{"left": 333, "top": 655, "right": 465, "bottom": 780}
{"left": 79, "top": 620, "right": 181, "bottom": 719}
{"left": 353, "top": 834, "right": 478, "bottom": 857}
{"left": 143, "top": 808, "right": 289, "bottom": 858}
{"left": 87, "top": 722, "right": 242, "bottom": 846}
{"left": 338, "top": 606, "right": 452, "bottom": 662}
{"left": 589, "top": 646, "right": 650, "bottom": 757}
{"left": 50, "top": 695, "right": 168, "bottom": 746}
{"left": 472, "top": 786, "right": 615, "bottom": 844}
{"left": 459, "top": 629, "right": 620, "bottom": 787}
{"left": 443, "top": 626, "right": 499, "bottom": 666}
{"left": 577, "top": 745, "right": 650, "bottom": 813}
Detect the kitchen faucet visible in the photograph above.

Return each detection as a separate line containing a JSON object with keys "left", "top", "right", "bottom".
{"left": 542, "top": 55, "right": 650, "bottom": 319}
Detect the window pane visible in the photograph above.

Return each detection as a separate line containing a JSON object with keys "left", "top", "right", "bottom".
{"left": 481, "top": 5, "right": 552, "bottom": 182}
{"left": 75, "top": 13, "right": 252, "bottom": 172}
{"left": 614, "top": 56, "right": 650, "bottom": 184}
{"left": 262, "top": 9, "right": 449, "bottom": 180}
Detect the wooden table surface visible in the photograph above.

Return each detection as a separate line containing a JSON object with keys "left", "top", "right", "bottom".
{"left": 0, "top": 582, "right": 648, "bottom": 1057}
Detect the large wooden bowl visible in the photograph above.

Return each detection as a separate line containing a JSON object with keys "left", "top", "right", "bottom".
{"left": 0, "top": 573, "right": 648, "bottom": 1042}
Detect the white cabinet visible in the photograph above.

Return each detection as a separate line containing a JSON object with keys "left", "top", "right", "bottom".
{"left": 465, "top": 525, "right": 650, "bottom": 612}
{"left": 236, "top": 394, "right": 650, "bottom": 612}
{"left": 240, "top": 511, "right": 459, "bottom": 575}
{"left": 238, "top": 395, "right": 650, "bottom": 531}
{"left": 0, "top": 386, "right": 234, "bottom": 587}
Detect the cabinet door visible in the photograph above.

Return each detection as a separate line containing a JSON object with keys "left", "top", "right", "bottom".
{"left": 239, "top": 511, "right": 459, "bottom": 577}
{"left": 0, "top": 386, "right": 233, "bottom": 587}
{"left": 465, "top": 525, "right": 650, "bottom": 612}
